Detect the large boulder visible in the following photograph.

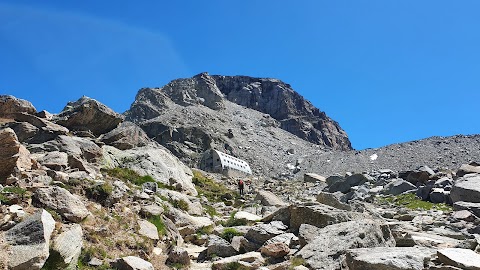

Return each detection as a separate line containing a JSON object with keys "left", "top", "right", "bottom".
{"left": 254, "top": 190, "right": 288, "bottom": 207}
{"left": 206, "top": 235, "right": 237, "bottom": 258}
{"left": 0, "top": 128, "right": 32, "bottom": 179}
{"left": 47, "top": 224, "right": 83, "bottom": 270}
{"left": 8, "top": 113, "right": 69, "bottom": 144}
{"left": 383, "top": 179, "right": 417, "bottom": 195}
{"left": 296, "top": 220, "right": 395, "bottom": 270}
{"left": 36, "top": 151, "right": 68, "bottom": 171}
{"left": 316, "top": 192, "right": 351, "bottom": 211}
{"left": 31, "top": 135, "right": 103, "bottom": 164}
{"left": 244, "top": 221, "right": 287, "bottom": 246}
{"left": 33, "top": 186, "right": 90, "bottom": 222}
{"left": 289, "top": 203, "right": 362, "bottom": 232}
{"left": 437, "top": 248, "right": 480, "bottom": 270}
{"left": 137, "top": 220, "right": 159, "bottom": 240}
{"left": 450, "top": 174, "right": 480, "bottom": 203}
{"left": 344, "top": 246, "right": 435, "bottom": 270}
{"left": 0, "top": 95, "right": 36, "bottom": 116}
{"left": 260, "top": 242, "right": 289, "bottom": 258}
{"left": 100, "top": 121, "right": 150, "bottom": 150}
{"left": 55, "top": 96, "right": 124, "bottom": 136}
{"left": 3, "top": 209, "right": 56, "bottom": 270}
{"left": 103, "top": 144, "right": 197, "bottom": 195}
{"left": 457, "top": 163, "right": 480, "bottom": 177}
{"left": 453, "top": 201, "right": 480, "bottom": 217}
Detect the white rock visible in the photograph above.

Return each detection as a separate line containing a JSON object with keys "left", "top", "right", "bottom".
{"left": 437, "top": 248, "right": 480, "bottom": 270}
{"left": 234, "top": 211, "right": 262, "bottom": 221}
{"left": 115, "top": 256, "right": 154, "bottom": 270}
{"left": 138, "top": 220, "right": 159, "bottom": 240}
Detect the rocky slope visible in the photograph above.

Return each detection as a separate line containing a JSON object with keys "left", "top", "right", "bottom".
{"left": 1, "top": 95, "right": 480, "bottom": 270}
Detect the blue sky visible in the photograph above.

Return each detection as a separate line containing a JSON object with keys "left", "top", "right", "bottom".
{"left": 1, "top": 1, "right": 479, "bottom": 150}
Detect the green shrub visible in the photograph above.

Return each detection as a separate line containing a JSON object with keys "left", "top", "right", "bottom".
{"left": 288, "top": 257, "right": 306, "bottom": 269}
{"left": 85, "top": 182, "right": 113, "bottom": 204}
{"left": 148, "top": 215, "right": 167, "bottom": 236}
{"left": 220, "top": 228, "right": 243, "bottom": 243}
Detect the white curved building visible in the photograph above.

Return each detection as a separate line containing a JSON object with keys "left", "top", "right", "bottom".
{"left": 200, "top": 149, "right": 252, "bottom": 175}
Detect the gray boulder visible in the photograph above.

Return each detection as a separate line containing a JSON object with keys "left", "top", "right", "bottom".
{"left": 8, "top": 113, "right": 69, "bottom": 144}
{"left": 430, "top": 188, "right": 449, "bottom": 204}
{"left": 304, "top": 173, "right": 326, "bottom": 183}
{"left": 254, "top": 190, "right": 288, "bottom": 207}
{"left": 206, "top": 235, "right": 237, "bottom": 258}
{"left": 103, "top": 144, "right": 197, "bottom": 195}
{"left": 453, "top": 201, "right": 480, "bottom": 217}
{"left": 49, "top": 224, "right": 83, "bottom": 270}
{"left": 298, "top": 223, "right": 322, "bottom": 248}
{"left": 55, "top": 96, "right": 124, "bottom": 136}
{"left": 0, "top": 95, "right": 36, "bottom": 116}
{"left": 296, "top": 220, "right": 395, "bottom": 270}
{"left": 245, "top": 221, "right": 287, "bottom": 246}
{"left": 289, "top": 203, "right": 362, "bottom": 232}
{"left": 167, "top": 246, "right": 190, "bottom": 266}
{"left": 437, "top": 248, "right": 480, "bottom": 270}
{"left": 451, "top": 174, "right": 480, "bottom": 203}
{"left": 114, "top": 256, "right": 154, "bottom": 270}
{"left": 264, "top": 232, "right": 299, "bottom": 248}
{"left": 316, "top": 191, "right": 351, "bottom": 211}
{"left": 137, "top": 219, "right": 159, "bottom": 240}
{"left": 383, "top": 179, "right": 417, "bottom": 195}
{"left": 33, "top": 186, "right": 90, "bottom": 222}
{"left": 4, "top": 210, "right": 56, "bottom": 270}
{"left": 344, "top": 246, "right": 435, "bottom": 270}
{"left": 100, "top": 121, "right": 150, "bottom": 150}
{"left": 37, "top": 151, "right": 68, "bottom": 171}
{"left": 457, "top": 163, "right": 480, "bottom": 177}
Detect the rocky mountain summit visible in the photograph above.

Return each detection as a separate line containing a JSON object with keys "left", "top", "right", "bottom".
{"left": 0, "top": 82, "right": 480, "bottom": 270}
{"left": 125, "top": 73, "right": 351, "bottom": 161}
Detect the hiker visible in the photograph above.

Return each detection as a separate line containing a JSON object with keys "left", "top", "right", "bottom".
{"left": 238, "top": 179, "right": 244, "bottom": 196}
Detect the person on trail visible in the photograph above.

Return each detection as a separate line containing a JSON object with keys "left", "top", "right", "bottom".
{"left": 238, "top": 179, "right": 244, "bottom": 196}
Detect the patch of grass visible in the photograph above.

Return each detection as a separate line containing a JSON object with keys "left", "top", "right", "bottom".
{"left": 221, "top": 212, "right": 249, "bottom": 227}
{"left": 147, "top": 215, "right": 167, "bottom": 236}
{"left": 220, "top": 228, "right": 243, "bottom": 243}
{"left": 192, "top": 170, "right": 236, "bottom": 202}
{"left": 172, "top": 199, "right": 189, "bottom": 211}
{"left": 2, "top": 186, "right": 27, "bottom": 195}
{"left": 85, "top": 182, "right": 113, "bottom": 205}
{"left": 196, "top": 225, "right": 214, "bottom": 236}
{"left": 288, "top": 257, "right": 306, "bottom": 269}
{"left": 204, "top": 205, "right": 218, "bottom": 217}
{"left": 102, "top": 167, "right": 176, "bottom": 190}
{"left": 224, "top": 262, "right": 250, "bottom": 270}
{"left": 376, "top": 193, "right": 452, "bottom": 212}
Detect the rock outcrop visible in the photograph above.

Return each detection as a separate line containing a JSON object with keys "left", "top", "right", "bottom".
{"left": 0, "top": 95, "right": 36, "bottom": 116}
{"left": 55, "top": 96, "right": 124, "bottom": 136}
{"left": 0, "top": 128, "right": 32, "bottom": 179}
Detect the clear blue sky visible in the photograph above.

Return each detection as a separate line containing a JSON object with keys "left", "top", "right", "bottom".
{"left": 1, "top": 1, "right": 479, "bottom": 150}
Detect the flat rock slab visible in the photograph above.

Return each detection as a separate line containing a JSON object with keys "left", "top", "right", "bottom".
{"left": 115, "top": 256, "right": 154, "bottom": 270}
{"left": 234, "top": 211, "right": 262, "bottom": 221}
{"left": 296, "top": 220, "right": 395, "bottom": 270}
{"left": 34, "top": 186, "right": 90, "bottom": 223}
{"left": 451, "top": 175, "right": 480, "bottom": 203}
{"left": 437, "top": 248, "right": 480, "bottom": 270}
{"left": 345, "top": 246, "right": 436, "bottom": 270}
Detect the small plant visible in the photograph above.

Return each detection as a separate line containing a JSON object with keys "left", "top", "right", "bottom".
{"left": 220, "top": 228, "right": 243, "bottom": 242}
{"left": 221, "top": 211, "right": 248, "bottom": 227}
{"left": 147, "top": 215, "right": 167, "bottom": 236}
{"left": 204, "top": 205, "right": 218, "bottom": 217}
{"left": 224, "top": 261, "right": 250, "bottom": 270}
{"left": 85, "top": 182, "right": 113, "bottom": 205}
{"left": 288, "top": 257, "right": 306, "bottom": 270}
{"left": 172, "top": 199, "right": 189, "bottom": 212}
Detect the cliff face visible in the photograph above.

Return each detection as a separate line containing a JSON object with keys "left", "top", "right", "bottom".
{"left": 126, "top": 73, "right": 352, "bottom": 151}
